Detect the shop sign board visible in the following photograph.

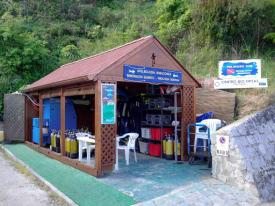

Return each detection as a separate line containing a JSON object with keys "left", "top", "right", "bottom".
{"left": 124, "top": 64, "right": 182, "bottom": 85}
{"left": 101, "top": 83, "right": 116, "bottom": 124}
{"left": 218, "top": 59, "right": 261, "bottom": 79}
{"left": 214, "top": 78, "right": 268, "bottom": 89}
{"left": 216, "top": 135, "right": 229, "bottom": 156}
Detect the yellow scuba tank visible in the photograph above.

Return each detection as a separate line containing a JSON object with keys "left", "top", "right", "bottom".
{"left": 174, "top": 141, "right": 181, "bottom": 161}
{"left": 50, "top": 131, "right": 56, "bottom": 152}
{"left": 69, "top": 137, "right": 78, "bottom": 158}
{"left": 162, "top": 133, "right": 168, "bottom": 158}
{"left": 65, "top": 136, "right": 70, "bottom": 157}
{"left": 162, "top": 139, "right": 166, "bottom": 157}
{"left": 165, "top": 134, "right": 174, "bottom": 160}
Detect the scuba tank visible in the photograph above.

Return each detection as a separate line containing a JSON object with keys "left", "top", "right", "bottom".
{"left": 55, "top": 131, "right": 61, "bottom": 153}
{"left": 165, "top": 134, "right": 174, "bottom": 160}
{"left": 50, "top": 130, "right": 56, "bottom": 152}
{"left": 69, "top": 132, "right": 78, "bottom": 159}
{"left": 174, "top": 139, "right": 181, "bottom": 161}
{"left": 65, "top": 131, "right": 70, "bottom": 157}
{"left": 162, "top": 133, "right": 167, "bottom": 158}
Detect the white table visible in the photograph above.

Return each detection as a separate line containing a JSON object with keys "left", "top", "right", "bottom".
{"left": 77, "top": 135, "right": 95, "bottom": 164}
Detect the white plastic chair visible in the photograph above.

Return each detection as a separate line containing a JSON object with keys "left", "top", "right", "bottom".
{"left": 115, "top": 133, "right": 139, "bottom": 170}
{"left": 76, "top": 132, "right": 95, "bottom": 163}
{"left": 194, "top": 119, "right": 221, "bottom": 153}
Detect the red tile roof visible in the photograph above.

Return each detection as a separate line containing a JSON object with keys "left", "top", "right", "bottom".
{"left": 27, "top": 36, "right": 153, "bottom": 91}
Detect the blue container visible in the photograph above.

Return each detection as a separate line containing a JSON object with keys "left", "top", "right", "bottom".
{"left": 43, "top": 98, "right": 77, "bottom": 131}
{"left": 32, "top": 118, "right": 39, "bottom": 128}
{"left": 32, "top": 118, "right": 49, "bottom": 128}
{"left": 32, "top": 128, "right": 49, "bottom": 145}
{"left": 32, "top": 127, "right": 40, "bottom": 144}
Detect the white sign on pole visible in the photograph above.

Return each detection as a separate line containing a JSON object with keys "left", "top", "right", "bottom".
{"left": 216, "top": 135, "right": 229, "bottom": 156}
{"left": 218, "top": 59, "right": 261, "bottom": 79}
{"left": 214, "top": 78, "right": 268, "bottom": 89}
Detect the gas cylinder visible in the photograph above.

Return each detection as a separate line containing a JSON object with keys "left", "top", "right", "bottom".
{"left": 65, "top": 137, "right": 70, "bottom": 157}
{"left": 162, "top": 133, "right": 167, "bottom": 158}
{"left": 162, "top": 139, "right": 166, "bottom": 157}
{"left": 69, "top": 137, "right": 78, "bottom": 158}
{"left": 165, "top": 135, "right": 174, "bottom": 160}
{"left": 55, "top": 132, "right": 61, "bottom": 153}
{"left": 174, "top": 141, "right": 181, "bottom": 161}
{"left": 50, "top": 131, "right": 56, "bottom": 152}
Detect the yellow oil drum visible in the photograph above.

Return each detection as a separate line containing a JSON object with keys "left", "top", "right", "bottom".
{"left": 50, "top": 132, "right": 56, "bottom": 151}
{"left": 165, "top": 139, "right": 174, "bottom": 160}
{"left": 162, "top": 139, "right": 166, "bottom": 157}
{"left": 174, "top": 142, "right": 181, "bottom": 161}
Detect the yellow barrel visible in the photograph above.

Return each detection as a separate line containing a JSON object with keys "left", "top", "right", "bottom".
{"left": 165, "top": 139, "right": 174, "bottom": 160}
{"left": 174, "top": 142, "right": 181, "bottom": 161}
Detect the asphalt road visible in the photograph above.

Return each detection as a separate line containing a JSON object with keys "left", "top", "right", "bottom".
{"left": 0, "top": 149, "right": 68, "bottom": 206}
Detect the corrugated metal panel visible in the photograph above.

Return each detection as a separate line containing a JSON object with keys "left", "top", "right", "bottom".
{"left": 4, "top": 94, "right": 25, "bottom": 142}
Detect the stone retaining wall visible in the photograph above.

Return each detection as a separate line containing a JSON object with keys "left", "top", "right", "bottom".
{"left": 211, "top": 104, "right": 275, "bottom": 202}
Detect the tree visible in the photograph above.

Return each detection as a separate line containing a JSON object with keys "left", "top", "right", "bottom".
{"left": 0, "top": 15, "right": 56, "bottom": 118}
{"left": 61, "top": 44, "right": 80, "bottom": 63}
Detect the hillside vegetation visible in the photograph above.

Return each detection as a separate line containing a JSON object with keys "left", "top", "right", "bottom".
{"left": 0, "top": 0, "right": 274, "bottom": 119}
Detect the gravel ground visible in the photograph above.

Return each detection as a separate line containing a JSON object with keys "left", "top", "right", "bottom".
{"left": 0, "top": 148, "right": 70, "bottom": 206}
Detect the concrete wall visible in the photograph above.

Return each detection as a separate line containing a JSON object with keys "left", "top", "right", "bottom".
{"left": 211, "top": 104, "right": 275, "bottom": 202}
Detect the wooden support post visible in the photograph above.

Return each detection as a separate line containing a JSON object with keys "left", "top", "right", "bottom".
{"left": 95, "top": 81, "right": 102, "bottom": 175}
{"left": 60, "top": 89, "right": 66, "bottom": 156}
{"left": 39, "top": 95, "right": 43, "bottom": 147}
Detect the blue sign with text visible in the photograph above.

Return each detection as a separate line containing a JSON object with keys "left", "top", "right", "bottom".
{"left": 221, "top": 61, "right": 259, "bottom": 77}
{"left": 123, "top": 64, "right": 182, "bottom": 84}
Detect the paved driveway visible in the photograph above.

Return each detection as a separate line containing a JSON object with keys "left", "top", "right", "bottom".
{"left": 0, "top": 149, "right": 66, "bottom": 206}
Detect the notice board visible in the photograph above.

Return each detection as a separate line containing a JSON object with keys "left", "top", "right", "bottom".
{"left": 101, "top": 83, "right": 116, "bottom": 124}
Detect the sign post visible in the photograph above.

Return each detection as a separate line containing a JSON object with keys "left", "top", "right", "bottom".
{"left": 218, "top": 59, "right": 261, "bottom": 79}
{"left": 214, "top": 59, "right": 268, "bottom": 89}
{"left": 101, "top": 83, "right": 116, "bottom": 124}
{"left": 216, "top": 135, "right": 229, "bottom": 156}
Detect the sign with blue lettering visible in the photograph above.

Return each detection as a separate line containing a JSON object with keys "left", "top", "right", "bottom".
{"left": 123, "top": 64, "right": 182, "bottom": 84}
{"left": 219, "top": 59, "right": 261, "bottom": 79}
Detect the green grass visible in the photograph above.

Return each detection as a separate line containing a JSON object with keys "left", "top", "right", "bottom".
{"left": 4, "top": 144, "right": 135, "bottom": 206}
